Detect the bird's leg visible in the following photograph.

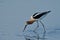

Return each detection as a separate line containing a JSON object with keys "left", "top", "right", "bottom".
{"left": 33, "top": 30, "right": 40, "bottom": 40}
{"left": 34, "top": 20, "right": 39, "bottom": 31}
{"left": 42, "top": 30, "right": 46, "bottom": 40}
{"left": 39, "top": 21, "right": 46, "bottom": 33}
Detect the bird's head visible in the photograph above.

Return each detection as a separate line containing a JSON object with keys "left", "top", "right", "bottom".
{"left": 23, "top": 20, "right": 36, "bottom": 32}
{"left": 25, "top": 20, "right": 35, "bottom": 26}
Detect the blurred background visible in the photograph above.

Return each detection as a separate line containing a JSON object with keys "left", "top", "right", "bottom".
{"left": 0, "top": 0, "right": 60, "bottom": 40}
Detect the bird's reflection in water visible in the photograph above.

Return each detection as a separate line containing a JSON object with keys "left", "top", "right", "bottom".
{"left": 24, "top": 19, "right": 47, "bottom": 40}
{"left": 24, "top": 21, "right": 47, "bottom": 40}
{"left": 24, "top": 30, "right": 46, "bottom": 40}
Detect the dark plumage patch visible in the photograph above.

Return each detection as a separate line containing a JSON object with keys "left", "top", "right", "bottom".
{"left": 33, "top": 11, "right": 51, "bottom": 19}
{"left": 33, "top": 13, "right": 47, "bottom": 19}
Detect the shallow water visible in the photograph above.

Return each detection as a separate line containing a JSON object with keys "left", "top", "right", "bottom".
{"left": 0, "top": 0, "right": 60, "bottom": 40}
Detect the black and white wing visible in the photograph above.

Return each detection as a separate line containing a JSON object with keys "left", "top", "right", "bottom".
{"left": 32, "top": 10, "right": 51, "bottom": 20}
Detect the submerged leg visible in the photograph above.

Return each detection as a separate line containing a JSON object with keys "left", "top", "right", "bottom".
{"left": 39, "top": 21, "right": 46, "bottom": 32}
{"left": 42, "top": 30, "right": 46, "bottom": 40}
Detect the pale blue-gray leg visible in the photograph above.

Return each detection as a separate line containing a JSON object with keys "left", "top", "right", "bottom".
{"left": 39, "top": 21, "right": 46, "bottom": 33}
{"left": 34, "top": 20, "right": 39, "bottom": 31}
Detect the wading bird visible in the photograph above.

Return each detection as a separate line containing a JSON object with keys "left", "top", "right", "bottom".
{"left": 23, "top": 10, "right": 51, "bottom": 32}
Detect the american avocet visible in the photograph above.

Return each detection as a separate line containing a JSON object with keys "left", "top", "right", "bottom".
{"left": 23, "top": 10, "right": 51, "bottom": 32}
